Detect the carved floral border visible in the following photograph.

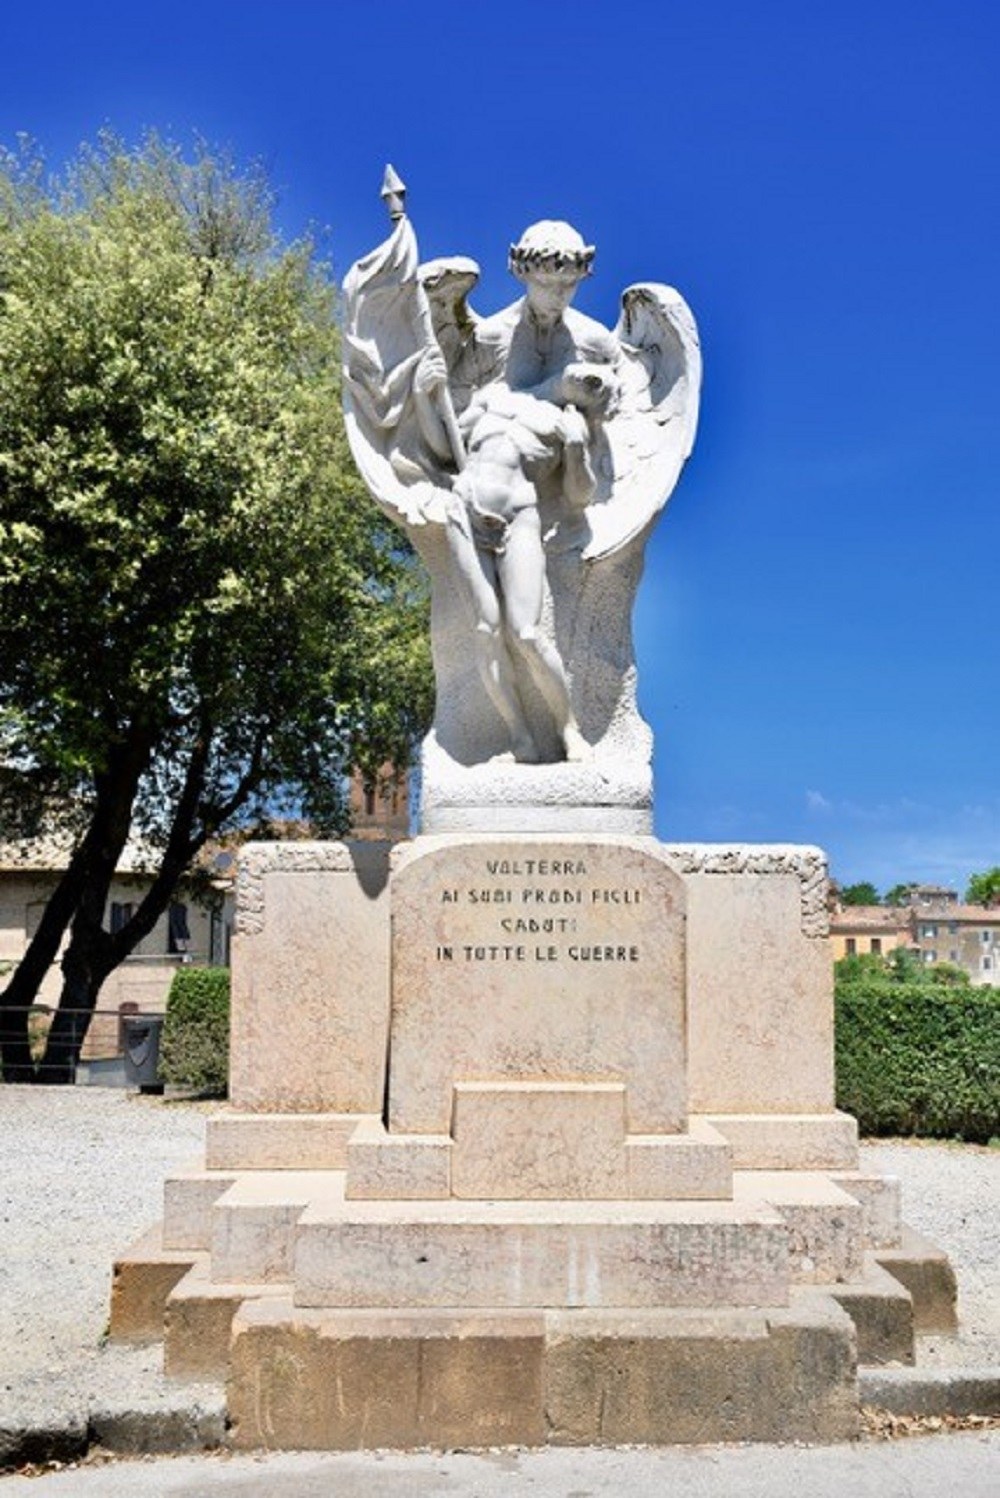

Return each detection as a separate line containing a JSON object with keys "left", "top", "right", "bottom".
{"left": 666, "top": 844, "right": 829, "bottom": 937}
{"left": 235, "top": 838, "right": 829, "bottom": 939}
{"left": 235, "top": 842, "right": 356, "bottom": 936}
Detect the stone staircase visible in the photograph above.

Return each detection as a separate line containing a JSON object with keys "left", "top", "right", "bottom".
{"left": 111, "top": 1105, "right": 956, "bottom": 1447}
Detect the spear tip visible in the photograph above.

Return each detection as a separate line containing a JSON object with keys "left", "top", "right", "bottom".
{"left": 381, "top": 164, "right": 407, "bottom": 220}
{"left": 381, "top": 163, "right": 406, "bottom": 197}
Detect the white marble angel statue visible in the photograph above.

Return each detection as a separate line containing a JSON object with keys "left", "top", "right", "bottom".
{"left": 342, "top": 167, "right": 700, "bottom": 834}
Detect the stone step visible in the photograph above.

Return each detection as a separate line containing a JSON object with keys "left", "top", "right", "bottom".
{"left": 206, "top": 1111, "right": 375, "bottom": 1171}
{"left": 831, "top": 1170, "right": 902, "bottom": 1249}
{"left": 227, "top": 1293, "right": 857, "bottom": 1450}
{"left": 827, "top": 1260, "right": 915, "bottom": 1366}
{"left": 163, "top": 1165, "right": 239, "bottom": 1251}
{"left": 108, "top": 1223, "right": 200, "bottom": 1343}
{"left": 700, "top": 1112, "right": 859, "bottom": 1170}
{"left": 293, "top": 1193, "right": 790, "bottom": 1310}
{"left": 210, "top": 1171, "right": 346, "bottom": 1284}
{"left": 164, "top": 1262, "right": 289, "bottom": 1379}
{"left": 625, "top": 1121, "right": 733, "bottom": 1200}
{"left": 347, "top": 1118, "right": 452, "bottom": 1200}
{"left": 450, "top": 1080, "right": 628, "bottom": 1199}
{"left": 347, "top": 1112, "right": 733, "bottom": 1202}
{"left": 874, "top": 1225, "right": 959, "bottom": 1333}
{"left": 732, "top": 1171, "right": 865, "bottom": 1283}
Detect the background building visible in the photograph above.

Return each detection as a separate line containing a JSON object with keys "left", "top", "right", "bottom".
{"left": 910, "top": 903, "right": 1000, "bottom": 986}
{"left": 0, "top": 839, "right": 233, "bottom": 1060}
{"left": 829, "top": 884, "right": 1000, "bottom": 987}
{"left": 829, "top": 905, "right": 913, "bottom": 962}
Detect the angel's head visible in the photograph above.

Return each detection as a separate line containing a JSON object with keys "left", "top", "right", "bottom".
{"left": 509, "top": 221, "right": 595, "bottom": 322}
{"left": 419, "top": 256, "right": 480, "bottom": 333}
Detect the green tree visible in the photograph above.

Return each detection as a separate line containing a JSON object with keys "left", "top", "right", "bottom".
{"left": 884, "top": 882, "right": 918, "bottom": 907}
{"left": 839, "top": 881, "right": 880, "bottom": 906}
{"left": 966, "top": 868, "right": 1000, "bottom": 908}
{"left": 0, "top": 136, "right": 432, "bottom": 1081}
{"left": 886, "top": 947, "right": 922, "bottom": 982}
{"left": 925, "top": 962, "right": 971, "bottom": 988}
{"left": 834, "top": 951, "right": 889, "bottom": 983}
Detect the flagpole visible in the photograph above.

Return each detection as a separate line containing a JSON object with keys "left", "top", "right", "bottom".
{"left": 381, "top": 165, "right": 465, "bottom": 472}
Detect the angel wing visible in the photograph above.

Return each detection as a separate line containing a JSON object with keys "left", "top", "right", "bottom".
{"left": 580, "top": 283, "right": 701, "bottom": 560}
{"left": 342, "top": 217, "right": 453, "bottom": 529}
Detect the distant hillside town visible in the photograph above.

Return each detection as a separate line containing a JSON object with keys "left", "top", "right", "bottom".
{"left": 830, "top": 879, "right": 1000, "bottom": 987}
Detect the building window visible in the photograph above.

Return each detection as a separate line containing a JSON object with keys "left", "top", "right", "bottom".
{"left": 109, "top": 901, "right": 134, "bottom": 934}
{"left": 870, "top": 938, "right": 882, "bottom": 955}
{"left": 921, "top": 925, "right": 937, "bottom": 940}
{"left": 949, "top": 949, "right": 959, "bottom": 963}
{"left": 983, "top": 956, "right": 992, "bottom": 972}
{"left": 209, "top": 908, "right": 231, "bottom": 967}
{"left": 924, "top": 950, "right": 937, "bottom": 963}
{"left": 982, "top": 930, "right": 992, "bottom": 945}
{"left": 168, "top": 902, "right": 191, "bottom": 956}
{"left": 948, "top": 921, "right": 958, "bottom": 934}
{"left": 845, "top": 938, "right": 857, "bottom": 956}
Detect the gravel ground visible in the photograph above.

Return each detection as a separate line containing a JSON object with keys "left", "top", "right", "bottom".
{"left": 0, "top": 1087, "right": 997, "bottom": 1425}
{"left": 0, "top": 1086, "right": 208, "bottom": 1419}
{"left": 860, "top": 1139, "right": 1000, "bottom": 1368}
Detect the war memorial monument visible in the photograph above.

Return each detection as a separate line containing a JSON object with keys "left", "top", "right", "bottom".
{"left": 110, "top": 170, "right": 957, "bottom": 1448}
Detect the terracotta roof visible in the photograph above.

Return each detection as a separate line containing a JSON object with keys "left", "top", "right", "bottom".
{"left": 0, "top": 836, "right": 161, "bottom": 874}
{"left": 913, "top": 905, "right": 1000, "bottom": 926}
{"left": 830, "top": 906, "right": 913, "bottom": 932}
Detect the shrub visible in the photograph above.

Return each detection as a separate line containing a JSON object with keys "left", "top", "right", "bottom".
{"left": 160, "top": 966, "right": 230, "bottom": 1095}
{"left": 835, "top": 978, "right": 1000, "bottom": 1142}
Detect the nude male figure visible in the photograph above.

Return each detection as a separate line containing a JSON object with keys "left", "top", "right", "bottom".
{"left": 446, "top": 368, "right": 612, "bottom": 762}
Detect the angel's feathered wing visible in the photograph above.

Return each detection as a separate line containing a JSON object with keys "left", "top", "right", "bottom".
{"left": 581, "top": 283, "right": 701, "bottom": 560}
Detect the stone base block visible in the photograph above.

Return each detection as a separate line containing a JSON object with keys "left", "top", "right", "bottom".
{"left": 875, "top": 1227, "right": 959, "bottom": 1333}
{"left": 828, "top": 1261, "right": 915, "bottom": 1366}
{"left": 733, "top": 1171, "right": 864, "bottom": 1283}
{"left": 451, "top": 1081, "right": 627, "bottom": 1200}
{"left": 228, "top": 1299, "right": 547, "bottom": 1450}
{"left": 227, "top": 1296, "right": 857, "bottom": 1450}
{"left": 211, "top": 1171, "right": 345, "bottom": 1283}
{"left": 163, "top": 1167, "right": 238, "bottom": 1251}
{"left": 625, "top": 1119, "right": 732, "bottom": 1200}
{"left": 207, "top": 1112, "right": 373, "bottom": 1171}
{"left": 164, "top": 1263, "right": 287, "bottom": 1379}
{"left": 346, "top": 1108, "right": 733, "bottom": 1203}
{"left": 832, "top": 1171, "right": 902, "bottom": 1249}
{"left": 228, "top": 840, "right": 392, "bottom": 1115}
{"left": 419, "top": 756, "right": 653, "bottom": 838}
{"left": 108, "top": 1224, "right": 199, "bottom": 1343}
{"left": 547, "top": 1294, "right": 857, "bottom": 1445}
{"left": 346, "top": 1118, "right": 451, "bottom": 1200}
{"left": 701, "top": 1112, "right": 859, "bottom": 1170}
{"left": 294, "top": 1196, "right": 789, "bottom": 1310}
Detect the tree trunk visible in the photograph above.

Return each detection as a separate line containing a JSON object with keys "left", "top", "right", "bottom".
{"left": 35, "top": 725, "right": 213, "bottom": 1082}
{"left": 0, "top": 842, "right": 96, "bottom": 1081}
{"left": 5, "top": 731, "right": 153, "bottom": 1084}
{"left": 9, "top": 718, "right": 261, "bottom": 1084}
{"left": 37, "top": 919, "right": 114, "bottom": 1084}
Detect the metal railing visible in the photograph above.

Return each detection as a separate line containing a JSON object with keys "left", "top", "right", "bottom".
{"left": 1, "top": 1003, "right": 166, "bottom": 1080}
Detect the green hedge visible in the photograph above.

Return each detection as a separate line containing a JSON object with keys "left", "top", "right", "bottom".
{"left": 835, "top": 979, "right": 1000, "bottom": 1142}
{"left": 160, "top": 966, "right": 230, "bottom": 1096}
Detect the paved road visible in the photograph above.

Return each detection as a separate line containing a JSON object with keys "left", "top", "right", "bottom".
{"left": 3, "top": 1433, "right": 1000, "bottom": 1497}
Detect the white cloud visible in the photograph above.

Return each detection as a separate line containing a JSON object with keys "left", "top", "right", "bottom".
{"left": 805, "top": 789, "right": 833, "bottom": 813}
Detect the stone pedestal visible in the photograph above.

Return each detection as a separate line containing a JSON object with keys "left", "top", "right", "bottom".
{"left": 111, "top": 835, "right": 958, "bottom": 1449}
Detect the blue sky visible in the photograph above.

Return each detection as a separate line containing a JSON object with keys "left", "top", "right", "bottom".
{"left": 3, "top": 1, "right": 998, "bottom": 893}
